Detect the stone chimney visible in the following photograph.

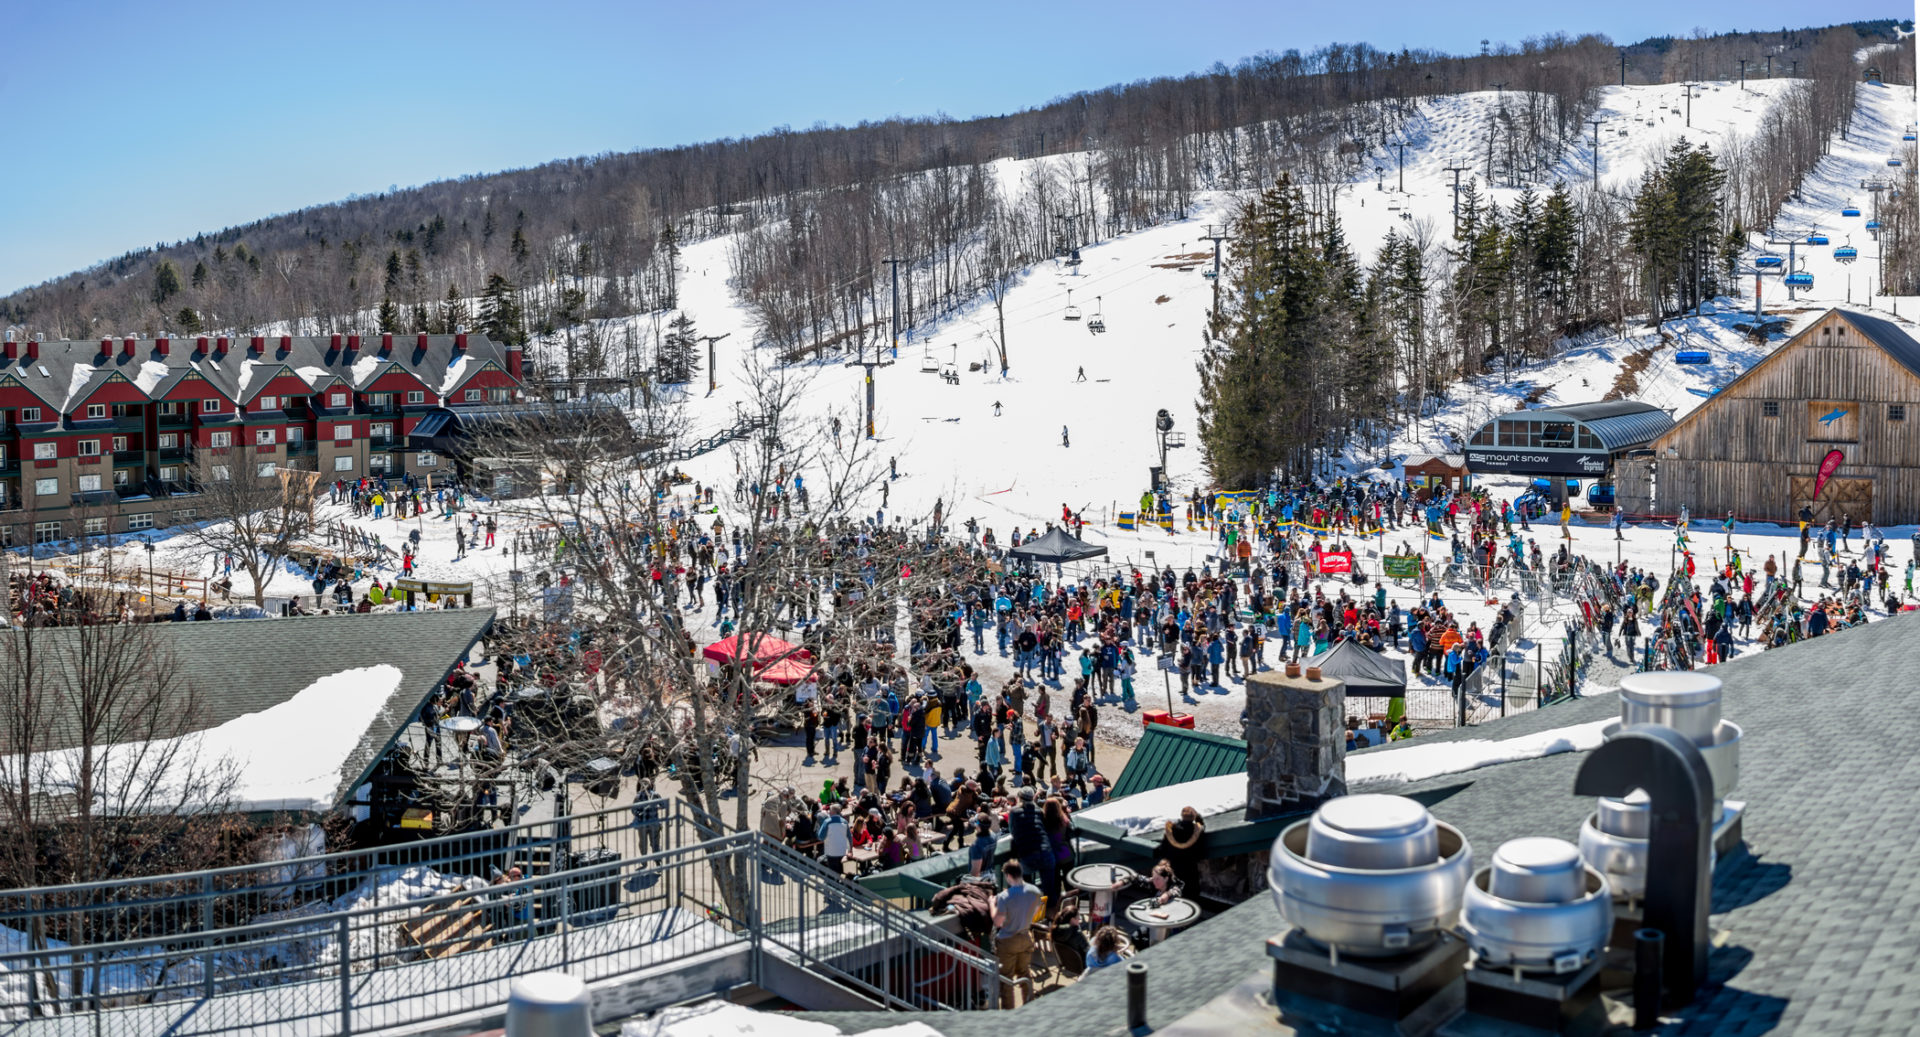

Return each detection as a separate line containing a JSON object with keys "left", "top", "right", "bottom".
{"left": 1244, "top": 669, "right": 1347, "bottom": 820}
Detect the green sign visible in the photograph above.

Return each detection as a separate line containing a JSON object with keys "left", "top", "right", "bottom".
{"left": 1382, "top": 555, "right": 1422, "bottom": 580}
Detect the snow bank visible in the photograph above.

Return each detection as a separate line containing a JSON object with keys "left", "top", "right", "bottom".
{"left": 622, "top": 1000, "right": 942, "bottom": 1037}
{"left": 1081, "top": 716, "right": 1614, "bottom": 834}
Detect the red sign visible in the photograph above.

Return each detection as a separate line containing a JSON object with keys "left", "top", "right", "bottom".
{"left": 1812, "top": 449, "right": 1845, "bottom": 501}
{"left": 1319, "top": 551, "right": 1354, "bottom": 574}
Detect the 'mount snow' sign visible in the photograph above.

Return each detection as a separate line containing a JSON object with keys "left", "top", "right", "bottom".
{"left": 1464, "top": 448, "right": 1609, "bottom": 476}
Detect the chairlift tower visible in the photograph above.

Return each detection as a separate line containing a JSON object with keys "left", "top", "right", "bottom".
{"left": 1762, "top": 235, "right": 1809, "bottom": 302}
{"left": 1202, "top": 225, "right": 1230, "bottom": 318}
{"left": 1442, "top": 165, "right": 1470, "bottom": 234}
{"left": 1586, "top": 119, "right": 1604, "bottom": 189}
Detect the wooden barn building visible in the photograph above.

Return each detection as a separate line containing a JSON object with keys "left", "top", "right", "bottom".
{"left": 1614, "top": 308, "right": 1920, "bottom": 525}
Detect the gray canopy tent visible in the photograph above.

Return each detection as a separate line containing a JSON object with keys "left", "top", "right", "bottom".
{"left": 1006, "top": 527, "right": 1109, "bottom": 565}
{"left": 1306, "top": 639, "right": 1407, "bottom": 698}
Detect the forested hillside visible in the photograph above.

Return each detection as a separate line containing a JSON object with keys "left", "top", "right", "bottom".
{"left": 1, "top": 19, "right": 1907, "bottom": 367}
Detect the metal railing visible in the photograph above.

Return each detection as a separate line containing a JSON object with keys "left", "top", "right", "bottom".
{"left": 0, "top": 801, "right": 993, "bottom": 1032}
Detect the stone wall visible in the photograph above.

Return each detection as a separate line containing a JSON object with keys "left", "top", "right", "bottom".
{"left": 1244, "top": 670, "right": 1347, "bottom": 820}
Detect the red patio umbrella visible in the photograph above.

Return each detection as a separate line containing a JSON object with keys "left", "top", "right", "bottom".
{"left": 755, "top": 657, "right": 819, "bottom": 686}
{"left": 702, "top": 633, "right": 809, "bottom": 667}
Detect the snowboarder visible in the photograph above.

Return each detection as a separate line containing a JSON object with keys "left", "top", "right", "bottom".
{"left": 992, "top": 401, "right": 1003, "bottom": 417}
{"left": 1075, "top": 366, "right": 1086, "bottom": 382}
{"left": 889, "top": 456, "right": 898, "bottom": 480}
{"left": 1061, "top": 426, "right": 1070, "bottom": 448}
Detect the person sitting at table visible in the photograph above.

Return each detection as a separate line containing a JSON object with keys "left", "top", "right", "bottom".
{"left": 1109, "top": 861, "right": 1183, "bottom": 947}
{"left": 901, "top": 821, "right": 928, "bottom": 862}
{"left": 877, "top": 826, "right": 906, "bottom": 868}
{"left": 1083, "top": 925, "right": 1128, "bottom": 974}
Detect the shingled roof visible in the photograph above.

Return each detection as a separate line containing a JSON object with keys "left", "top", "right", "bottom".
{"left": 0, "top": 332, "right": 516, "bottom": 420}
{"left": 812, "top": 612, "right": 1920, "bottom": 1035}
{"left": 1, "top": 610, "right": 494, "bottom": 812}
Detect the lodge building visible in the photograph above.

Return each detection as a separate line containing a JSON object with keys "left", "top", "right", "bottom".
{"left": 0, "top": 330, "right": 526, "bottom": 545}
{"left": 1614, "top": 307, "right": 1920, "bottom": 525}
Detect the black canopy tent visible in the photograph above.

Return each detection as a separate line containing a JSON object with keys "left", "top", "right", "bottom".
{"left": 1006, "top": 527, "right": 1109, "bottom": 564}
{"left": 1306, "top": 639, "right": 1407, "bottom": 698}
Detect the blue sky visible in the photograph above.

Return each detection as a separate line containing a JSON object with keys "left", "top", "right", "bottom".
{"left": 0, "top": 0, "right": 1906, "bottom": 295}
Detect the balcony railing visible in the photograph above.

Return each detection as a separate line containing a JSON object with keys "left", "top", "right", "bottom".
{"left": 0, "top": 457, "right": 16, "bottom": 474}
{"left": 112, "top": 450, "right": 145, "bottom": 467}
{"left": 157, "top": 412, "right": 193, "bottom": 428}
{"left": 285, "top": 440, "right": 317, "bottom": 455}
{"left": 158, "top": 444, "right": 193, "bottom": 461}
{"left": 368, "top": 434, "right": 400, "bottom": 449}
{"left": 112, "top": 414, "right": 147, "bottom": 431}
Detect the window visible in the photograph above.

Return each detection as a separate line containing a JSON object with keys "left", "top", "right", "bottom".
{"left": 78, "top": 474, "right": 101, "bottom": 492}
{"left": 21, "top": 407, "right": 40, "bottom": 422}
{"left": 286, "top": 427, "right": 304, "bottom": 443}
{"left": 111, "top": 435, "right": 127, "bottom": 452}
{"left": 1762, "top": 401, "right": 1780, "bottom": 417}
{"left": 202, "top": 399, "right": 221, "bottom": 413}
{"left": 177, "top": 509, "right": 197, "bottom": 521}
{"left": 77, "top": 440, "right": 100, "bottom": 457}
{"left": 416, "top": 451, "right": 438, "bottom": 468}
{"left": 112, "top": 403, "right": 135, "bottom": 418}
{"left": 86, "top": 404, "right": 105, "bottom": 419}
{"left": 160, "top": 466, "right": 178, "bottom": 482}
{"left": 33, "top": 442, "right": 56, "bottom": 460}
{"left": 1892, "top": 405, "right": 1907, "bottom": 422}
{"left": 259, "top": 396, "right": 278, "bottom": 410}
{"left": 160, "top": 401, "right": 179, "bottom": 416}
{"left": 371, "top": 393, "right": 391, "bottom": 408}
{"left": 406, "top": 390, "right": 425, "bottom": 405}
{"left": 33, "top": 521, "right": 61, "bottom": 544}
{"left": 488, "top": 388, "right": 510, "bottom": 403}
{"left": 159, "top": 433, "right": 176, "bottom": 448}
{"left": 127, "top": 513, "right": 153, "bottom": 531}
{"left": 255, "top": 428, "right": 276, "bottom": 446}
{"left": 209, "top": 431, "right": 231, "bottom": 448}
{"left": 464, "top": 389, "right": 481, "bottom": 402}
{"left": 334, "top": 455, "right": 355, "bottom": 472}
{"left": 83, "top": 517, "right": 107, "bottom": 535}
{"left": 370, "top": 422, "right": 393, "bottom": 438}
{"left": 211, "top": 465, "right": 230, "bottom": 482}
{"left": 256, "top": 462, "right": 276, "bottom": 478}
{"left": 34, "top": 477, "right": 58, "bottom": 496}
{"left": 333, "top": 424, "right": 354, "bottom": 441}
{"left": 330, "top": 392, "right": 347, "bottom": 407}
{"left": 112, "top": 469, "right": 129, "bottom": 486}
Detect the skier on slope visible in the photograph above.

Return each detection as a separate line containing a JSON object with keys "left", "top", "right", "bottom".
{"left": 1061, "top": 426, "right": 1070, "bottom": 448}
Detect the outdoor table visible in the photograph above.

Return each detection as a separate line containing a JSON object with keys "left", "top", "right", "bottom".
{"left": 845, "top": 846, "right": 882, "bottom": 875}
{"left": 442, "top": 715, "right": 484, "bottom": 753}
{"left": 1126, "top": 896, "right": 1200, "bottom": 944}
{"left": 1068, "top": 863, "right": 1136, "bottom": 927}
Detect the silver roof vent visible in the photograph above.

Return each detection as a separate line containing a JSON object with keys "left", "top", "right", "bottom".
{"left": 1462, "top": 837, "right": 1612, "bottom": 975}
{"left": 1270, "top": 794, "right": 1471, "bottom": 957}
{"left": 1613, "top": 672, "right": 1741, "bottom": 811}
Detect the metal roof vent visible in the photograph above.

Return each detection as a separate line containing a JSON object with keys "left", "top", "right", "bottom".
{"left": 1462, "top": 837, "right": 1612, "bottom": 976}
{"left": 1270, "top": 794, "right": 1471, "bottom": 957}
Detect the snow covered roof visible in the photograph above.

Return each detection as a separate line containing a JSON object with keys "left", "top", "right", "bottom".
{"left": 0, "top": 610, "right": 494, "bottom": 813}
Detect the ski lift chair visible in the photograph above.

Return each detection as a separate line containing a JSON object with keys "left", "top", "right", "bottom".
{"left": 1087, "top": 295, "right": 1106, "bottom": 334}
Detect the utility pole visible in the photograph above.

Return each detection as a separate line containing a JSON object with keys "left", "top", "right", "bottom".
{"left": 1619, "top": 50, "right": 1628, "bottom": 87}
{"left": 1736, "top": 58, "right": 1750, "bottom": 90}
{"left": 1682, "top": 83, "right": 1698, "bottom": 128}
{"left": 1587, "top": 119, "right": 1604, "bottom": 189}
{"left": 881, "top": 257, "right": 905, "bottom": 361}
{"left": 844, "top": 331, "right": 895, "bottom": 440}
{"left": 1764, "top": 55, "right": 1772, "bottom": 79}
{"left": 1394, "top": 139, "right": 1407, "bottom": 193}
{"left": 1763, "top": 235, "right": 1806, "bottom": 302}
{"left": 700, "top": 333, "right": 730, "bottom": 396}
{"left": 1443, "top": 164, "right": 1470, "bottom": 234}
{"left": 1202, "top": 225, "right": 1229, "bottom": 319}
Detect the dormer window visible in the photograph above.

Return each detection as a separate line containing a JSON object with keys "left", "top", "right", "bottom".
{"left": 203, "top": 399, "right": 221, "bottom": 413}
{"left": 407, "top": 390, "right": 425, "bottom": 404}
{"left": 86, "top": 404, "right": 106, "bottom": 419}
{"left": 330, "top": 392, "right": 347, "bottom": 407}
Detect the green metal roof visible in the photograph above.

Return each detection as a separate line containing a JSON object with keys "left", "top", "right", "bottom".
{"left": 1110, "top": 725, "right": 1248, "bottom": 799}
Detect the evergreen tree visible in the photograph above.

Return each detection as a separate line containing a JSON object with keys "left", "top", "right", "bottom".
{"left": 479, "top": 273, "right": 525, "bottom": 346}
{"left": 441, "top": 282, "right": 470, "bottom": 334}
{"left": 152, "top": 260, "right": 182, "bottom": 306}
{"left": 175, "top": 307, "right": 202, "bottom": 334}
{"left": 658, "top": 312, "right": 700, "bottom": 384}
{"left": 190, "top": 260, "right": 209, "bottom": 290}
{"left": 658, "top": 222, "right": 681, "bottom": 309}
{"left": 384, "top": 250, "right": 403, "bottom": 293}
{"left": 377, "top": 296, "right": 401, "bottom": 333}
